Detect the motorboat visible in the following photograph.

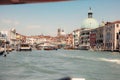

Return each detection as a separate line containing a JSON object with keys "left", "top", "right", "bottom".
{"left": 17, "top": 43, "right": 32, "bottom": 51}
{"left": 44, "top": 46, "right": 58, "bottom": 50}
{"left": 77, "top": 45, "right": 90, "bottom": 50}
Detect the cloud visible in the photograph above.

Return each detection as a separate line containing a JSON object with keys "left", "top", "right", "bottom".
{"left": 1, "top": 19, "right": 20, "bottom": 26}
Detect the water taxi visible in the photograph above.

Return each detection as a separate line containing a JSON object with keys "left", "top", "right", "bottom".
{"left": 17, "top": 43, "right": 32, "bottom": 51}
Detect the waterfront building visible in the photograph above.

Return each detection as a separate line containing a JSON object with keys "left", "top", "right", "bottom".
{"left": 90, "top": 28, "right": 97, "bottom": 49}
{"left": 90, "top": 21, "right": 105, "bottom": 50}
{"left": 95, "top": 24, "right": 104, "bottom": 50}
{"left": 26, "top": 36, "right": 36, "bottom": 45}
{"left": 72, "top": 29, "right": 80, "bottom": 48}
{"left": 57, "top": 36, "right": 66, "bottom": 48}
{"left": 0, "top": 30, "right": 9, "bottom": 41}
{"left": 56, "top": 28, "right": 66, "bottom": 48}
{"left": 0, "top": 31, "right": 6, "bottom": 46}
{"left": 103, "top": 21, "right": 120, "bottom": 51}
{"left": 0, "top": 28, "right": 18, "bottom": 47}
{"left": 80, "top": 7, "right": 98, "bottom": 50}
{"left": 0, "top": 31, "right": 6, "bottom": 41}
{"left": 79, "top": 28, "right": 91, "bottom": 49}
{"left": 16, "top": 33, "right": 22, "bottom": 45}
{"left": 65, "top": 33, "right": 73, "bottom": 48}
{"left": 9, "top": 28, "right": 16, "bottom": 46}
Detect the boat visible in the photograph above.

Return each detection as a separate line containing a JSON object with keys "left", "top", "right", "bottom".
{"left": 44, "top": 46, "right": 58, "bottom": 50}
{"left": 6, "top": 46, "right": 14, "bottom": 52}
{"left": 36, "top": 46, "right": 44, "bottom": 50}
{"left": 64, "top": 45, "right": 74, "bottom": 50}
{"left": 77, "top": 45, "right": 90, "bottom": 50}
{"left": 17, "top": 43, "right": 32, "bottom": 51}
{"left": 0, "top": 51, "right": 4, "bottom": 56}
{"left": 0, "top": 47, "right": 5, "bottom": 56}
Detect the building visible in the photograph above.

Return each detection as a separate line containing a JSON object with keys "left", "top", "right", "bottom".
{"left": 66, "top": 33, "right": 73, "bottom": 46}
{"left": 57, "top": 28, "right": 66, "bottom": 37}
{"left": 64, "top": 33, "right": 73, "bottom": 49}
{"left": 79, "top": 28, "right": 91, "bottom": 50}
{"left": 90, "top": 28, "right": 97, "bottom": 49}
{"left": 9, "top": 28, "right": 17, "bottom": 46}
{"left": 0, "top": 30, "right": 9, "bottom": 41}
{"left": 103, "top": 21, "right": 120, "bottom": 51}
{"left": 72, "top": 29, "right": 80, "bottom": 48}
{"left": 79, "top": 7, "right": 98, "bottom": 50}
{"left": 81, "top": 7, "right": 98, "bottom": 29}
{"left": 0, "top": 31, "right": 6, "bottom": 46}
{"left": 95, "top": 25, "right": 105, "bottom": 50}
{"left": 57, "top": 28, "right": 66, "bottom": 48}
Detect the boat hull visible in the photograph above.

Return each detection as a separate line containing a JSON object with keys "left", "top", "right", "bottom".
{"left": 0, "top": 51, "right": 4, "bottom": 56}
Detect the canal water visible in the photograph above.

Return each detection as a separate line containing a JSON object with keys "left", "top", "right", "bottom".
{"left": 0, "top": 50, "right": 120, "bottom": 80}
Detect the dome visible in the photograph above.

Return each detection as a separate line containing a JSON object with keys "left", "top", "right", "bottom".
{"left": 61, "top": 30, "right": 66, "bottom": 35}
{"left": 81, "top": 7, "right": 99, "bottom": 29}
{"left": 11, "top": 28, "right": 16, "bottom": 33}
{"left": 82, "top": 18, "right": 98, "bottom": 29}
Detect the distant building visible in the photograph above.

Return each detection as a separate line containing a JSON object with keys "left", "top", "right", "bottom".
{"left": 57, "top": 28, "right": 66, "bottom": 37}
{"left": 0, "top": 30, "right": 9, "bottom": 40}
{"left": 0, "top": 28, "right": 16, "bottom": 46}
{"left": 72, "top": 29, "right": 80, "bottom": 48}
{"left": 66, "top": 33, "right": 73, "bottom": 46}
{"left": 9, "top": 28, "right": 16, "bottom": 46}
{"left": 57, "top": 28, "right": 61, "bottom": 37}
{"left": 26, "top": 36, "right": 36, "bottom": 45}
{"left": 56, "top": 28, "right": 66, "bottom": 48}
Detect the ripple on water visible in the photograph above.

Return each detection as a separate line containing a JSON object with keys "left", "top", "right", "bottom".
{"left": 0, "top": 50, "right": 120, "bottom": 80}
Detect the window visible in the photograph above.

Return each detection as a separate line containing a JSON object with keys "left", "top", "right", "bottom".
{"left": 116, "top": 24, "right": 119, "bottom": 27}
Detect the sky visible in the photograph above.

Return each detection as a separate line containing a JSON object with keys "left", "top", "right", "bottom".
{"left": 0, "top": 0, "right": 120, "bottom": 36}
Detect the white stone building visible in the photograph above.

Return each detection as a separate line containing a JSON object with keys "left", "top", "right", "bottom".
{"left": 72, "top": 29, "right": 80, "bottom": 48}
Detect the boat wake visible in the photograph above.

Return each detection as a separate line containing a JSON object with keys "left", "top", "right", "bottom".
{"left": 59, "top": 77, "right": 86, "bottom": 80}
{"left": 98, "top": 58, "right": 120, "bottom": 64}
{"left": 58, "top": 54, "right": 120, "bottom": 65}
